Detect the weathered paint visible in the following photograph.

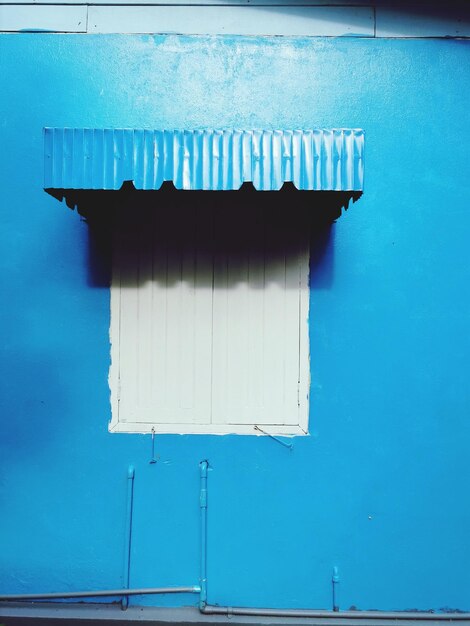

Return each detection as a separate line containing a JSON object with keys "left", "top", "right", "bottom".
{"left": 0, "top": 34, "right": 469, "bottom": 613}
{"left": 0, "top": 5, "right": 87, "bottom": 32}
{"left": 87, "top": 6, "right": 374, "bottom": 37}
{"left": 2, "top": 2, "right": 469, "bottom": 37}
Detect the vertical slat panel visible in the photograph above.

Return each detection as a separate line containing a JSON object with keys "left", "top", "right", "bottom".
{"left": 292, "top": 129, "right": 303, "bottom": 190}
{"left": 163, "top": 130, "right": 173, "bottom": 183}
{"left": 83, "top": 129, "right": 93, "bottom": 189}
{"left": 271, "top": 130, "right": 282, "bottom": 190}
{"left": 213, "top": 212, "right": 249, "bottom": 421}
{"left": 44, "top": 128, "right": 53, "bottom": 188}
{"left": 150, "top": 209, "right": 169, "bottom": 413}
{"left": 182, "top": 130, "right": 193, "bottom": 190}
{"left": 354, "top": 129, "right": 365, "bottom": 191}
{"left": 201, "top": 130, "right": 211, "bottom": 190}
{"left": 52, "top": 128, "right": 64, "bottom": 188}
{"left": 333, "top": 130, "right": 342, "bottom": 191}
{"left": 91, "top": 128, "right": 103, "bottom": 189}
{"left": 241, "top": 130, "right": 251, "bottom": 184}
{"left": 320, "top": 129, "right": 332, "bottom": 191}
{"left": 221, "top": 130, "right": 231, "bottom": 190}
{"left": 172, "top": 131, "right": 183, "bottom": 189}
{"left": 281, "top": 131, "right": 293, "bottom": 184}
{"left": 251, "top": 130, "right": 261, "bottom": 190}
{"left": 113, "top": 129, "right": 124, "bottom": 190}
{"left": 211, "top": 130, "right": 222, "bottom": 190}
{"left": 343, "top": 129, "right": 354, "bottom": 190}
{"left": 210, "top": 208, "right": 229, "bottom": 422}
{"left": 301, "top": 130, "right": 313, "bottom": 190}
{"left": 103, "top": 128, "right": 114, "bottom": 189}
{"left": 153, "top": 130, "right": 163, "bottom": 189}
{"left": 246, "top": 206, "right": 265, "bottom": 412}
{"left": 142, "top": 130, "right": 154, "bottom": 190}
{"left": 176, "top": 205, "right": 196, "bottom": 410}
{"left": 132, "top": 129, "right": 144, "bottom": 189}
{"left": 191, "top": 130, "right": 202, "bottom": 191}
{"left": 211, "top": 204, "right": 309, "bottom": 426}
{"left": 62, "top": 128, "right": 73, "bottom": 188}
{"left": 114, "top": 210, "right": 140, "bottom": 423}
{"left": 122, "top": 129, "right": 134, "bottom": 184}
{"left": 72, "top": 128, "right": 85, "bottom": 188}
{"left": 261, "top": 130, "right": 272, "bottom": 191}
{"left": 231, "top": 129, "right": 242, "bottom": 190}
{"left": 262, "top": 207, "right": 298, "bottom": 424}
{"left": 135, "top": 209, "right": 154, "bottom": 408}
{"left": 113, "top": 203, "right": 212, "bottom": 426}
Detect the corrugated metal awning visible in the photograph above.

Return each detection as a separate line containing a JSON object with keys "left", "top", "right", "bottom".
{"left": 44, "top": 128, "right": 364, "bottom": 192}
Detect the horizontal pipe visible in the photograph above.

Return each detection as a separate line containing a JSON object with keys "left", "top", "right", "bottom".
{"left": 0, "top": 586, "right": 201, "bottom": 602}
{"left": 201, "top": 604, "right": 470, "bottom": 621}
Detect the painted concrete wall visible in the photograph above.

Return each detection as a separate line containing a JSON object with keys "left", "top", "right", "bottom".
{"left": 0, "top": 33, "right": 469, "bottom": 612}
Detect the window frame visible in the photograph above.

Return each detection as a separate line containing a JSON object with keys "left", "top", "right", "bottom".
{"left": 108, "top": 204, "right": 311, "bottom": 437}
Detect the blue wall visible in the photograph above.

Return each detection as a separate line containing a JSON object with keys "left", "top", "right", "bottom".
{"left": 0, "top": 34, "right": 469, "bottom": 612}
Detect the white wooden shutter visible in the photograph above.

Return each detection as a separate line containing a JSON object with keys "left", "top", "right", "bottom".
{"left": 110, "top": 206, "right": 213, "bottom": 426}
{"left": 211, "top": 206, "right": 309, "bottom": 427}
{"left": 109, "top": 203, "right": 309, "bottom": 434}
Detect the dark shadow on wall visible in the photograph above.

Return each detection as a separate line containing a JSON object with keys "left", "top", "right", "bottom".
{"left": 242, "top": 1, "right": 470, "bottom": 29}
{"left": 0, "top": 352, "right": 70, "bottom": 458}
{"left": 46, "top": 183, "right": 362, "bottom": 290}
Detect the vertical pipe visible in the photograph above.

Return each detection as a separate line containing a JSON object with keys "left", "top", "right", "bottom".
{"left": 199, "top": 461, "right": 208, "bottom": 610}
{"left": 332, "top": 566, "right": 339, "bottom": 612}
{"left": 122, "top": 465, "right": 135, "bottom": 611}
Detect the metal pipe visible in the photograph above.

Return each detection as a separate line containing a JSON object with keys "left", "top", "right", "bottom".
{"left": 201, "top": 605, "right": 470, "bottom": 621}
{"left": 121, "top": 464, "right": 135, "bottom": 610}
{"left": 0, "top": 587, "right": 201, "bottom": 602}
{"left": 199, "top": 460, "right": 208, "bottom": 610}
{"left": 332, "top": 566, "right": 339, "bottom": 612}
{"left": 0, "top": 466, "right": 202, "bottom": 606}
{"left": 197, "top": 468, "right": 469, "bottom": 622}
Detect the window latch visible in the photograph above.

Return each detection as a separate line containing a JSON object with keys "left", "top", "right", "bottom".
{"left": 254, "top": 425, "right": 294, "bottom": 450}
{"left": 149, "top": 428, "right": 158, "bottom": 464}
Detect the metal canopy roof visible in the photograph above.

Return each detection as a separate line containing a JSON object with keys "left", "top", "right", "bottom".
{"left": 44, "top": 128, "right": 364, "bottom": 192}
